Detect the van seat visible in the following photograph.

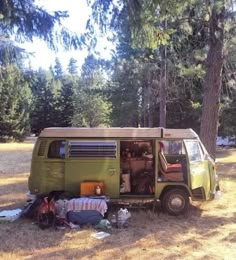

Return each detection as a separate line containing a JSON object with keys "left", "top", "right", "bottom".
{"left": 159, "top": 153, "right": 182, "bottom": 173}
{"left": 158, "top": 153, "right": 183, "bottom": 182}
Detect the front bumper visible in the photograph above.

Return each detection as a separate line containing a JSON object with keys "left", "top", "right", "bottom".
{"left": 214, "top": 190, "right": 222, "bottom": 199}
{"left": 210, "top": 189, "right": 221, "bottom": 200}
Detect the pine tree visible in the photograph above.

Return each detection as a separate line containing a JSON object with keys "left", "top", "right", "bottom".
{"left": 72, "top": 88, "right": 111, "bottom": 127}
{"left": 54, "top": 58, "right": 63, "bottom": 79}
{"left": 59, "top": 76, "right": 76, "bottom": 126}
{"left": 0, "top": 0, "right": 81, "bottom": 50}
{"left": 72, "top": 55, "right": 111, "bottom": 127}
{"left": 30, "top": 69, "right": 61, "bottom": 134}
{"left": 67, "top": 58, "right": 78, "bottom": 75}
{"left": 0, "top": 65, "right": 32, "bottom": 141}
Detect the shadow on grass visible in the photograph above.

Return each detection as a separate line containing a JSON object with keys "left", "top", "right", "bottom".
{"left": 216, "top": 162, "right": 236, "bottom": 179}
{"left": 223, "top": 231, "right": 236, "bottom": 243}
{"left": 0, "top": 186, "right": 234, "bottom": 260}
{"left": 216, "top": 147, "right": 236, "bottom": 159}
{"left": 0, "top": 181, "right": 28, "bottom": 210}
{"left": 15, "top": 207, "right": 236, "bottom": 260}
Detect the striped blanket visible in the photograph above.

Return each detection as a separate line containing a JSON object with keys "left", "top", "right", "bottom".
{"left": 65, "top": 198, "right": 108, "bottom": 216}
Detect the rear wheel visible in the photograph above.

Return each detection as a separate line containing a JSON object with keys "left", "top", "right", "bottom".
{"left": 161, "top": 188, "right": 189, "bottom": 216}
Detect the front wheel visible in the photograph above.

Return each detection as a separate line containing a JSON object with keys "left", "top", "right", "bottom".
{"left": 161, "top": 188, "right": 189, "bottom": 216}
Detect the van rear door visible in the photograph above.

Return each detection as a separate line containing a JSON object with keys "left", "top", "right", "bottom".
{"left": 43, "top": 140, "right": 65, "bottom": 193}
{"left": 184, "top": 140, "right": 211, "bottom": 200}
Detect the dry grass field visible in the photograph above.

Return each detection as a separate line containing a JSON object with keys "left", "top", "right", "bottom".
{"left": 0, "top": 140, "right": 235, "bottom": 260}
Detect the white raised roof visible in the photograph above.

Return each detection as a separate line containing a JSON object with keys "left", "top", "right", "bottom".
{"left": 39, "top": 127, "right": 198, "bottom": 139}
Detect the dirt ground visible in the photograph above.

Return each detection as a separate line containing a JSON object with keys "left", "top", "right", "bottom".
{"left": 0, "top": 140, "right": 235, "bottom": 260}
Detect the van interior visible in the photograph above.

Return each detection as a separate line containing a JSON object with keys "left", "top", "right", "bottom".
{"left": 119, "top": 140, "right": 187, "bottom": 195}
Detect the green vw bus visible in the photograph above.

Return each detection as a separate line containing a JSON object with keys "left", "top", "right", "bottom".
{"left": 28, "top": 127, "right": 220, "bottom": 215}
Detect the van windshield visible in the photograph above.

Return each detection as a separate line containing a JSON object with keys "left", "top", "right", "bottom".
{"left": 184, "top": 141, "right": 203, "bottom": 162}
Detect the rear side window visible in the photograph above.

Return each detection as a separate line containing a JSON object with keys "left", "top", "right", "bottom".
{"left": 161, "top": 141, "right": 185, "bottom": 155}
{"left": 69, "top": 141, "right": 117, "bottom": 158}
{"left": 37, "top": 140, "right": 47, "bottom": 156}
{"left": 48, "top": 140, "right": 65, "bottom": 159}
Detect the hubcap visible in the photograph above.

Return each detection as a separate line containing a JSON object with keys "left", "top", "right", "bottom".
{"left": 169, "top": 195, "right": 184, "bottom": 211}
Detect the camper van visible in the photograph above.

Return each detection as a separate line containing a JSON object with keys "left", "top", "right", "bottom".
{"left": 28, "top": 127, "right": 220, "bottom": 215}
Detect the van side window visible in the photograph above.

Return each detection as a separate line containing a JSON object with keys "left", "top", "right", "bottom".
{"left": 161, "top": 141, "right": 185, "bottom": 155}
{"left": 185, "top": 141, "right": 203, "bottom": 162}
{"left": 38, "top": 140, "right": 47, "bottom": 156}
{"left": 48, "top": 141, "right": 65, "bottom": 159}
{"left": 69, "top": 141, "right": 117, "bottom": 158}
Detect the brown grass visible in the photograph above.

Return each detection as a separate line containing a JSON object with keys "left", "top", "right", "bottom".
{"left": 0, "top": 141, "right": 235, "bottom": 260}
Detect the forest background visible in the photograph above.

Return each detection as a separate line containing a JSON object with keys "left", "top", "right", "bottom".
{"left": 0, "top": 0, "right": 235, "bottom": 158}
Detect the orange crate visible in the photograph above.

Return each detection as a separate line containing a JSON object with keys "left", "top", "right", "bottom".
{"left": 80, "top": 181, "right": 105, "bottom": 196}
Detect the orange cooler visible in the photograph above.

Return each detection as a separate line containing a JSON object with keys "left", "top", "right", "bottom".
{"left": 80, "top": 181, "right": 105, "bottom": 196}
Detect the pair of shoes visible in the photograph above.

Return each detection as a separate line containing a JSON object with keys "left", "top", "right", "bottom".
{"left": 69, "top": 222, "right": 80, "bottom": 229}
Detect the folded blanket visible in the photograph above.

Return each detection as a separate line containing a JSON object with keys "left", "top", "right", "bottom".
{"left": 65, "top": 198, "right": 108, "bottom": 216}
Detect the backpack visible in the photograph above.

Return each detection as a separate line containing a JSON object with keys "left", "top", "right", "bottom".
{"left": 22, "top": 197, "right": 44, "bottom": 219}
{"left": 36, "top": 197, "right": 56, "bottom": 229}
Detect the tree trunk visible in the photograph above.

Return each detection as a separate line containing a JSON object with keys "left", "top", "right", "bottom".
{"left": 200, "top": 5, "right": 225, "bottom": 159}
{"left": 159, "top": 44, "right": 167, "bottom": 127}
{"left": 143, "top": 83, "right": 148, "bottom": 127}
{"left": 148, "top": 81, "right": 153, "bottom": 127}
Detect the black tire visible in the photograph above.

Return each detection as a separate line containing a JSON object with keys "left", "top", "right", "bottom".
{"left": 161, "top": 188, "right": 189, "bottom": 216}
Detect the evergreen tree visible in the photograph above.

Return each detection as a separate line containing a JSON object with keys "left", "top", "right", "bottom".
{"left": 109, "top": 56, "right": 151, "bottom": 127}
{"left": 0, "top": 0, "right": 85, "bottom": 140}
{"left": 54, "top": 58, "right": 63, "bottom": 79}
{"left": 81, "top": 55, "right": 108, "bottom": 89}
{"left": 0, "top": 42, "right": 27, "bottom": 67}
{"left": 49, "top": 65, "right": 55, "bottom": 78}
{"left": 30, "top": 69, "right": 61, "bottom": 134}
{"left": 0, "top": 0, "right": 81, "bottom": 50}
{"left": 59, "top": 76, "right": 76, "bottom": 126}
{"left": 72, "top": 88, "right": 111, "bottom": 127}
{"left": 0, "top": 65, "right": 32, "bottom": 141}
{"left": 72, "top": 55, "right": 111, "bottom": 127}
{"left": 67, "top": 58, "right": 78, "bottom": 75}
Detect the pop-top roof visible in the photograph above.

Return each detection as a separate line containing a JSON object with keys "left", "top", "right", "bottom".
{"left": 39, "top": 127, "right": 198, "bottom": 139}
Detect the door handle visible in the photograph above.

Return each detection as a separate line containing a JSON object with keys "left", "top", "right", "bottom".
{"left": 108, "top": 168, "right": 116, "bottom": 176}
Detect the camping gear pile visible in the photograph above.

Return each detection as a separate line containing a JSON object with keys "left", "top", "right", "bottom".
{"left": 23, "top": 192, "right": 108, "bottom": 229}
{"left": 22, "top": 191, "right": 131, "bottom": 230}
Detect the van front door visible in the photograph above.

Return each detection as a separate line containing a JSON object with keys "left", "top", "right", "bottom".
{"left": 184, "top": 140, "right": 211, "bottom": 200}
